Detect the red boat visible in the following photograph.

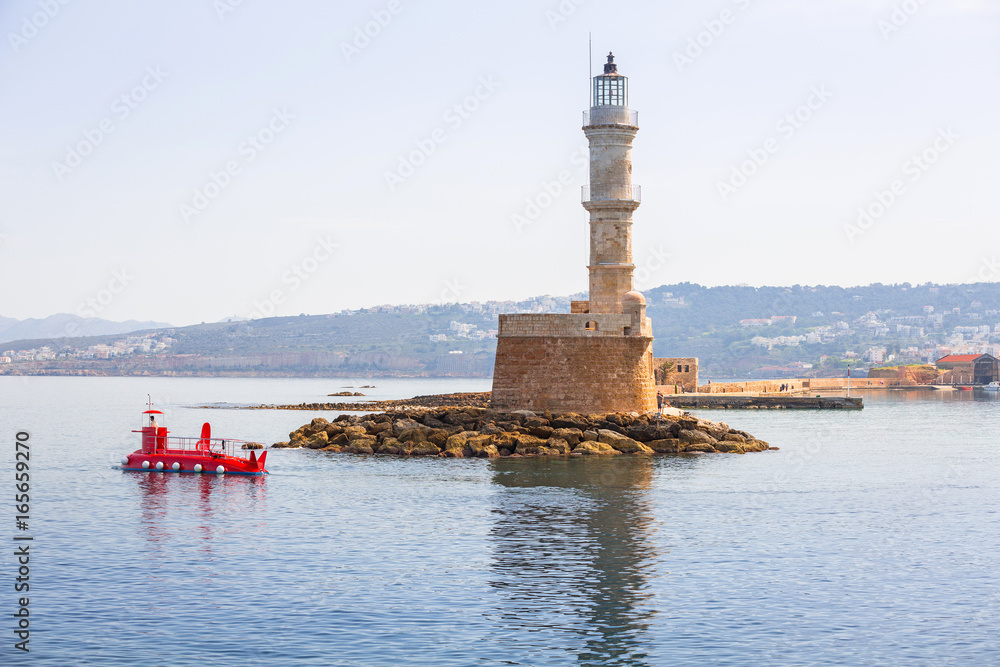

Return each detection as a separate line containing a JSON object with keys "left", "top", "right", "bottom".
{"left": 121, "top": 404, "right": 268, "bottom": 476}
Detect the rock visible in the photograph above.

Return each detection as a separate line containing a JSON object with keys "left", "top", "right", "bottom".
{"left": 305, "top": 432, "right": 329, "bottom": 449}
{"left": 309, "top": 417, "right": 330, "bottom": 431}
{"left": 320, "top": 444, "right": 343, "bottom": 453}
{"left": 398, "top": 428, "right": 427, "bottom": 444}
{"left": 647, "top": 439, "right": 682, "bottom": 454}
{"left": 596, "top": 429, "right": 646, "bottom": 454}
{"left": 392, "top": 418, "right": 423, "bottom": 437}
{"left": 421, "top": 416, "right": 449, "bottom": 429}
{"left": 464, "top": 434, "right": 492, "bottom": 457}
{"left": 543, "top": 438, "right": 572, "bottom": 455}
{"left": 324, "top": 423, "right": 346, "bottom": 437}
{"left": 329, "top": 433, "right": 349, "bottom": 446}
{"left": 743, "top": 440, "right": 769, "bottom": 453}
{"left": 357, "top": 420, "right": 376, "bottom": 433}
{"left": 582, "top": 429, "right": 599, "bottom": 442}
{"left": 479, "top": 444, "right": 501, "bottom": 459}
{"left": 289, "top": 426, "right": 309, "bottom": 441}
{"left": 527, "top": 425, "right": 555, "bottom": 439}
{"left": 551, "top": 428, "right": 583, "bottom": 446}
{"left": 444, "top": 432, "right": 474, "bottom": 451}
{"left": 573, "top": 441, "right": 621, "bottom": 456}
{"left": 377, "top": 438, "right": 403, "bottom": 455}
{"left": 595, "top": 421, "right": 627, "bottom": 435}
{"left": 514, "top": 434, "right": 549, "bottom": 456}
{"left": 698, "top": 419, "right": 730, "bottom": 441}
{"left": 410, "top": 442, "right": 441, "bottom": 457}
{"left": 684, "top": 442, "right": 718, "bottom": 453}
{"left": 270, "top": 441, "right": 292, "bottom": 449}
{"left": 441, "top": 446, "right": 465, "bottom": 458}
{"left": 343, "top": 425, "right": 368, "bottom": 439}
{"left": 723, "top": 433, "right": 747, "bottom": 444}
{"left": 426, "top": 429, "right": 451, "bottom": 447}
{"left": 345, "top": 436, "right": 376, "bottom": 454}
{"left": 714, "top": 441, "right": 745, "bottom": 454}
{"left": 367, "top": 421, "right": 392, "bottom": 435}
{"left": 679, "top": 429, "right": 718, "bottom": 446}
{"left": 550, "top": 414, "right": 589, "bottom": 430}
{"left": 627, "top": 422, "right": 680, "bottom": 442}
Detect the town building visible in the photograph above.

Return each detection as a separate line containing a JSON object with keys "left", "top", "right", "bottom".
{"left": 935, "top": 354, "right": 999, "bottom": 385}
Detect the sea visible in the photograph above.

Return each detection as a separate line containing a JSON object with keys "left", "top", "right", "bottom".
{"left": 1, "top": 376, "right": 998, "bottom": 666}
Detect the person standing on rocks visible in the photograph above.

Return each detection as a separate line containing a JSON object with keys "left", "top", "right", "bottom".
{"left": 657, "top": 391, "right": 664, "bottom": 413}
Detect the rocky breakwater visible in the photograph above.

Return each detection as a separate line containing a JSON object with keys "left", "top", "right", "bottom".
{"left": 271, "top": 408, "right": 773, "bottom": 458}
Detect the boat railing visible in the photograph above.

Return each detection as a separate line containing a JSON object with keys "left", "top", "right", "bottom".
{"left": 160, "top": 435, "right": 262, "bottom": 459}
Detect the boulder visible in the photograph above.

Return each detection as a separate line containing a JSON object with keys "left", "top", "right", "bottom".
{"left": 426, "top": 429, "right": 451, "bottom": 447}
{"left": 551, "top": 428, "right": 583, "bottom": 446}
{"left": 479, "top": 422, "right": 503, "bottom": 436}
{"left": 410, "top": 442, "right": 441, "bottom": 457}
{"left": 597, "top": 429, "right": 646, "bottom": 454}
{"left": 343, "top": 425, "right": 368, "bottom": 439}
{"left": 698, "top": 419, "right": 730, "bottom": 441}
{"left": 309, "top": 417, "right": 330, "bottom": 431}
{"left": 679, "top": 429, "right": 718, "bottom": 446}
{"left": 329, "top": 433, "right": 349, "bottom": 446}
{"left": 723, "top": 433, "right": 747, "bottom": 444}
{"left": 377, "top": 438, "right": 403, "bottom": 455}
{"left": 305, "top": 432, "right": 329, "bottom": 449}
{"left": 367, "top": 421, "right": 392, "bottom": 435}
{"left": 714, "top": 441, "right": 745, "bottom": 454}
{"left": 647, "top": 439, "right": 682, "bottom": 454}
{"left": 743, "top": 440, "right": 769, "bottom": 453}
{"left": 582, "top": 429, "right": 599, "bottom": 442}
{"left": 444, "top": 432, "right": 474, "bottom": 452}
{"left": 527, "top": 426, "right": 554, "bottom": 439}
{"left": 479, "top": 444, "right": 501, "bottom": 459}
{"left": 465, "top": 434, "right": 493, "bottom": 457}
{"left": 550, "top": 414, "right": 589, "bottom": 431}
{"left": 684, "top": 442, "right": 717, "bottom": 453}
{"left": 542, "top": 438, "right": 572, "bottom": 455}
{"left": 573, "top": 441, "right": 621, "bottom": 456}
{"left": 392, "top": 418, "right": 423, "bottom": 437}
{"left": 321, "top": 444, "right": 343, "bottom": 453}
{"left": 324, "top": 423, "right": 346, "bottom": 437}
{"left": 627, "top": 422, "right": 680, "bottom": 442}
{"left": 514, "top": 434, "right": 549, "bottom": 456}
{"left": 270, "top": 441, "right": 293, "bottom": 449}
{"left": 345, "top": 436, "right": 376, "bottom": 455}
{"left": 398, "top": 428, "right": 428, "bottom": 444}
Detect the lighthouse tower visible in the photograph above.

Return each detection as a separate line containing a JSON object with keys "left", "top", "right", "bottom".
{"left": 491, "top": 51, "right": 656, "bottom": 414}
{"left": 585, "top": 53, "right": 640, "bottom": 316}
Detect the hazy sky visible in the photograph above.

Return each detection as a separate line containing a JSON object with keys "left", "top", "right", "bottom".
{"left": 1, "top": 0, "right": 998, "bottom": 326}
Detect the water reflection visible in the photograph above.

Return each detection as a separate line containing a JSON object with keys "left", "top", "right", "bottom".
{"left": 487, "top": 457, "right": 660, "bottom": 666}
{"left": 131, "top": 472, "right": 268, "bottom": 556}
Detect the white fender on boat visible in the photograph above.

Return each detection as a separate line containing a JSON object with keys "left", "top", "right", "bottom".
{"left": 121, "top": 456, "right": 130, "bottom": 466}
{"left": 155, "top": 461, "right": 164, "bottom": 470}
{"left": 216, "top": 465, "right": 225, "bottom": 474}
{"left": 142, "top": 460, "right": 150, "bottom": 469}
{"left": 194, "top": 464, "right": 203, "bottom": 473}
{"left": 171, "top": 462, "right": 181, "bottom": 471}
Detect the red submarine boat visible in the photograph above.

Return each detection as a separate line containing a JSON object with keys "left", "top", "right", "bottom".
{"left": 121, "top": 403, "right": 268, "bottom": 476}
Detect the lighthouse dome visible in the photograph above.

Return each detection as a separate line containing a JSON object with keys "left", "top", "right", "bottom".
{"left": 622, "top": 290, "right": 646, "bottom": 306}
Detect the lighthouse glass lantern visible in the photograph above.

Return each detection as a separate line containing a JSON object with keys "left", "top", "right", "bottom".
{"left": 593, "top": 52, "right": 628, "bottom": 106}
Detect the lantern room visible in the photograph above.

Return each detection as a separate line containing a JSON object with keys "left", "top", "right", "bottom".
{"left": 593, "top": 52, "right": 628, "bottom": 107}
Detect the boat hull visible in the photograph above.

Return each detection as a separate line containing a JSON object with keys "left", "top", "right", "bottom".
{"left": 121, "top": 450, "right": 267, "bottom": 476}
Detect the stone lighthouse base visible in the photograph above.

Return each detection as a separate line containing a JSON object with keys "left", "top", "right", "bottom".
{"left": 491, "top": 314, "right": 656, "bottom": 414}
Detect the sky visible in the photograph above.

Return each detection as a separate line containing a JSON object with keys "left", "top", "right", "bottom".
{"left": 0, "top": 0, "right": 998, "bottom": 327}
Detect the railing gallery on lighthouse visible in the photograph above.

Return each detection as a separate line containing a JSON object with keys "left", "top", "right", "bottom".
{"left": 583, "top": 107, "right": 638, "bottom": 127}
{"left": 581, "top": 184, "right": 641, "bottom": 204}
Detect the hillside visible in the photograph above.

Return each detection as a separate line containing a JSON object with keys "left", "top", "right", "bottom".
{"left": 2, "top": 283, "right": 998, "bottom": 378}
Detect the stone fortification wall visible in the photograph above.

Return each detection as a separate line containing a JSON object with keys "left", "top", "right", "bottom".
{"left": 499, "top": 313, "right": 636, "bottom": 338}
{"left": 492, "top": 333, "right": 656, "bottom": 413}
{"left": 654, "top": 357, "right": 699, "bottom": 392}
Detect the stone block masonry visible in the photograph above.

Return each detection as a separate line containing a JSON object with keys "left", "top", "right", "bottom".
{"left": 492, "top": 329, "right": 656, "bottom": 414}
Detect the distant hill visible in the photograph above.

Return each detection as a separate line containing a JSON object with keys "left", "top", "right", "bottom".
{"left": 2, "top": 283, "right": 999, "bottom": 378}
{"left": 0, "top": 314, "right": 172, "bottom": 345}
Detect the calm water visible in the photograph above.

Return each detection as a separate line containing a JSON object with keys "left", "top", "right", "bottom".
{"left": 1, "top": 377, "right": 998, "bottom": 665}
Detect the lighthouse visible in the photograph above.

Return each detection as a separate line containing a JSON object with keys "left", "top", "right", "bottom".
{"left": 585, "top": 52, "right": 641, "bottom": 316}
{"left": 491, "top": 50, "right": 656, "bottom": 414}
